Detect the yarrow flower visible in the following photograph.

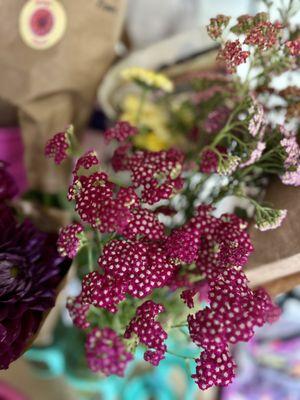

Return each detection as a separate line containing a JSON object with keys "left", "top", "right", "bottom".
{"left": 204, "top": 106, "right": 230, "bottom": 134}
{"left": 240, "top": 141, "right": 266, "bottom": 168}
{"left": 57, "top": 223, "right": 85, "bottom": 259}
{"left": 105, "top": 121, "right": 138, "bottom": 142}
{"left": 244, "top": 21, "right": 282, "bottom": 50}
{"left": 86, "top": 327, "right": 133, "bottom": 376}
{"left": 164, "top": 227, "right": 199, "bottom": 264}
{"left": 281, "top": 165, "right": 300, "bottom": 186}
{"left": 121, "top": 67, "right": 174, "bottom": 93}
{"left": 207, "top": 15, "right": 230, "bottom": 40}
{"left": 112, "top": 147, "right": 184, "bottom": 204}
{"left": 73, "top": 150, "right": 99, "bottom": 177}
{"left": 199, "top": 148, "right": 221, "bottom": 174}
{"left": 285, "top": 38, "right": 300, "bottom": 56}
{"left": 193, "top": 348, "right": 236, "bottom": 390}
{"left": 217, "top": 155, "right": 241, "bottom": 176}
{"left": 81, "top": 271, "right": 127, "bottom": 313}
{"left": 188, "top": 263, "right": 280, "bottom": 390}
{"left": 66, "top": 294, "right": 90, "bottom": 329}
{"left": 45, "top": 125, "right": 73, "bottom": 164}
{"left": 124, "top": 301, "right": 167, "bottom": 366}
{"left": 217, "top": 40, "right": 250, "bottom": 73}
{"left": 277, "top": 126, "right": 300, "bottom": 186}
{"left": 254, "top": 207, "right": 287, "bottom": 231}
{"left": 248, "top": 96, "right": 266, "bottom": 138}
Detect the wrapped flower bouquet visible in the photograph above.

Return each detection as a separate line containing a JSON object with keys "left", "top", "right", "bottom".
{"left": 3, "top": 1, "right": 299, "bottom": 394}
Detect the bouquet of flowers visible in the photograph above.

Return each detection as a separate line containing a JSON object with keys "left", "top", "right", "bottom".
{"left": 43, "top": 2, "right": 299, "bottom": 392}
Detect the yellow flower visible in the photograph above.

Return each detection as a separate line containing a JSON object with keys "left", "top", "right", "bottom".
{"left": 120, "top": 94, "right": 174, "bottom": 151}
{"left": 121, "top": 67, "right": 174, "bottom": 93}
{"left": 133, "top": 131, "right": 171, "bottom": 152}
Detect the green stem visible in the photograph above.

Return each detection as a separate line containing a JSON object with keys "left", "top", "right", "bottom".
{"left": 87, "top": 246, "right": 93, "bottom": 273}
{"left": 135, "top": 88, "right": 148, "bottom": 126}
{"left": 166, "top": 350, "right": 195, "bottom": 360}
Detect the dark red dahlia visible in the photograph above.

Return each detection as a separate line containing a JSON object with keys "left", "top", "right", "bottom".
{"left": 0, "top": 161, "right": 18, "bottom": 201}
{"left": 0, "top": 206, "right": 70, "bottom": 369}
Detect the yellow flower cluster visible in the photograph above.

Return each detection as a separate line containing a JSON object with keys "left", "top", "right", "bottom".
{"left": 121, "top": 67, "right": 174, "bottom": 93}
{"left": 121, "top": 94, "right": 173, "bottom": 151}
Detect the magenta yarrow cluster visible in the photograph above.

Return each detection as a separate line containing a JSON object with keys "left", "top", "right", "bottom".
{"left": 51, "top": 122, "right": 280, "bottom": 389}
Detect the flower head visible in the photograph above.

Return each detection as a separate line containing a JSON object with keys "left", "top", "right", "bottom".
{"left": 67, "top": 294, "right": 90, "bottom": 329}
{"left": 57, "top": 223, "right": 85, "bottom": 259}
{"left": 255, "top": 207, "right": 287, "bottom": 231}
{"left": 124, "top": 301, "right": 167, "bottom": 366}
{"left": 281, "top": 165, "right": 300, "bottom": 186}
{"left": 217, "top": 155, "right": 241, "bottom": 176}
{"left": 192, "top": 348, "right": 236, "bottom": 390}
{"left": 73, "top": 150, "right": 99, "bottom": 177}
{"left": 280, "top": 128, "right": 300, "bottom": 168}
{"left": 104, "top": 121, "right": 138, "bottom": 143}
{"left": 0, "top": 206, "right": 70, "bottom": 369}
{"left": 70, "top": 172, "right": 132, "bottom": 233}
{"left": 217, "top": 40, "right": 250, "bottom": 73}
{"left": 248, "top": 96, "right": 266, "bottom": 138}
{"left": 200, "top": 147, "right": 226, "bottom": 174}
{"left": 45, "top": 126, "right": 73, "bottom": 164}
{"left": 240, "top": 141, "right": 266, "bottom": 168}
{"left": 164, "top": 227, "right": 199, "bottom": 264}
{"left": 121, "top": 67, "right": 174, "bottom": 93}
{"left": 113, "top": 148, "right": 184, "bottom": 204}
{"left": 0, "top": 161, "right": 18, "bottom": 201}
{"left": 207, "top": 15, "right": 231, "bottom": 40}
{"left": 86, "top": 327, "right": 133, "bottom": 376}
{"left": 204, "top": 107, "right": 230, "bottom": 134}
{"left": 244, "top": 21, "right": 282, "bottom": 50}
{"left": 81, "top": 271, "right": 127, "bottom": 313}
{"left": 98, "top": 240, "right": 176, "bottom": 299}
{"left": 285, "top": 38, "right": 300, "bottom": 56}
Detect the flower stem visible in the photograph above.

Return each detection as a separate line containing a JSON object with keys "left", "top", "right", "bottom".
{"left": 87, "top": 246, "right": 93, "bottom": 273}
{"left": 135, "top": 88, "right": 148, "bottom": 126}
{"left": 166, "top": 350, "right": 195, "bottom": 360}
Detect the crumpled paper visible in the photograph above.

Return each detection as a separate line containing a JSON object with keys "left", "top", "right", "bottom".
{"left": 0, "top": 0, "right": 125, "bottom": 192}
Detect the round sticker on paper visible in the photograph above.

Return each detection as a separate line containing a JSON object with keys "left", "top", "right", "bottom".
{"left": 19, "top": 0, "right": 67, "bottom": 50}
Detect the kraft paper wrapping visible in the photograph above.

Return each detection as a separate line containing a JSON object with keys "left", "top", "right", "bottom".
{"left": 246, "top": 180, "right": 300, "bottom": 296}
{"left": 0, "top": 0, "right": 126, "bottom": 192}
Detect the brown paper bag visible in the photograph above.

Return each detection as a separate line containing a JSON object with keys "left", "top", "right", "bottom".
{"left": 0, "top": 0, "right": 126, "bottom": 192}
{"left": 246, "top": 180, "right": 300, "bottom": 295}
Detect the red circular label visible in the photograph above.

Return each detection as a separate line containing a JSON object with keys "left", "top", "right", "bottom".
{"left": 30, "top": 8, "right": 54, "bottom": 37}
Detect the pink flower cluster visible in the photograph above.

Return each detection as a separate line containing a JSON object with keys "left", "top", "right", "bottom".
{"left": 45, "top": 131, "right": 70, "bottom": 165}
{"left": 124, "top": 301, "right": 167, "bottom": 366}
{"left": 207, "top": 14, "right": 231, "bottom": 40}
{"left": 244, "top": 21, "right": 282, "bottom": 50}
{"left": 285, "top": 38, "right": 300, "bottom": 56}
{"left": 86, "top": 327, "right": 133, "bottom": 376}
{"left": 217, "top": 40, "right": 250, "bottom": 73}
{"left": 280, "top": 126, "right": 300, "bottom": 186}
{"left": 105, "top": 121, "right": 138, "bottom": 142}
{"left": 112, "top": 147, "right": 184, "bottom": 204}
{"left": 185, "top": 207, "right": 280, "bottom": 389}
